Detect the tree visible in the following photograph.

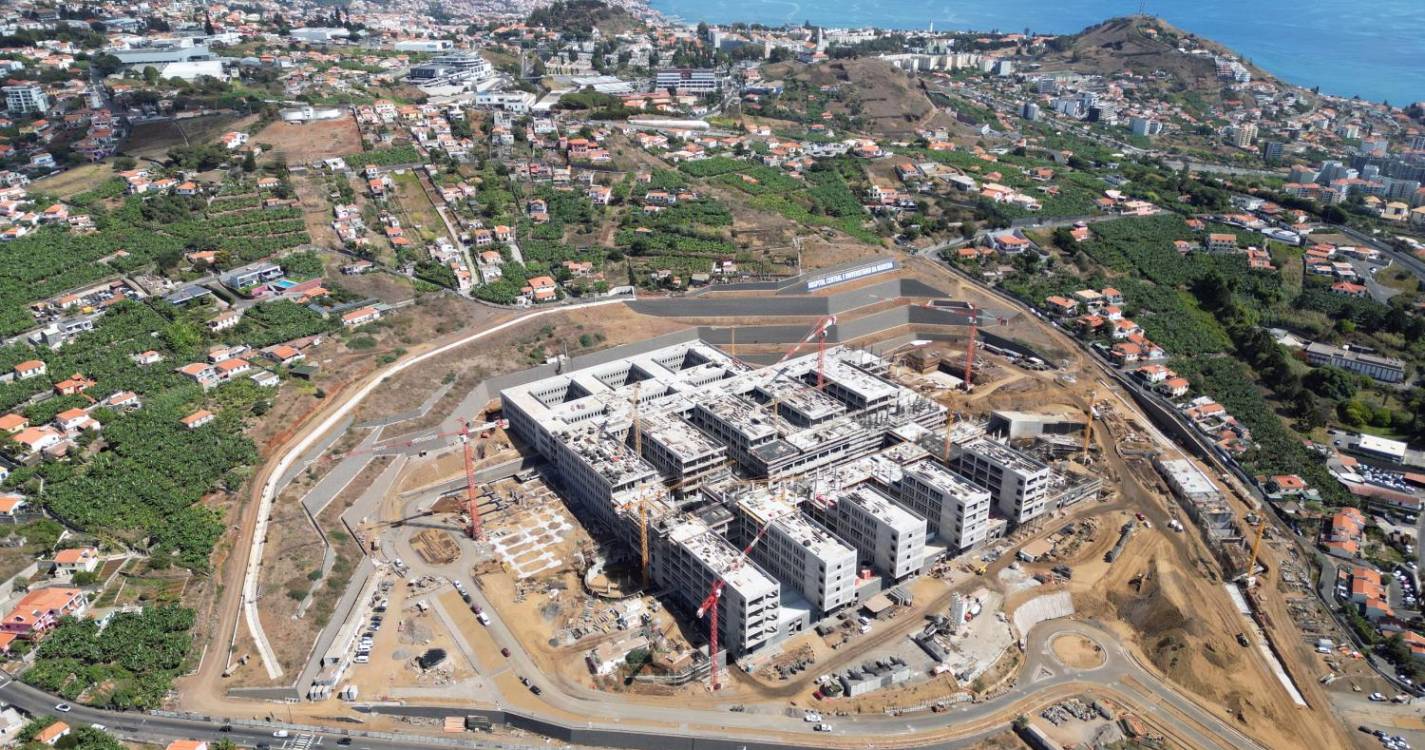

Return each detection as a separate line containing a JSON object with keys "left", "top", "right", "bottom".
{"left": 142, "top": 65, "right": 159, "bottom": 85}
{"left": 241, "top": 151, "right": 256, "bottom": 173}
{"left": 91, "top": 53, "right": 123, "bottom": 76}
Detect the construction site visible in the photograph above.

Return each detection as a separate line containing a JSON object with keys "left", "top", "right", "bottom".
{"left": 222, "top": 258, "right": 1375, "bottom": 750}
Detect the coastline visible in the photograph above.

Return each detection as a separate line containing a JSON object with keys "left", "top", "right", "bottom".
{"left": 641, "top": 0, "right": 1422, "bottom": 106}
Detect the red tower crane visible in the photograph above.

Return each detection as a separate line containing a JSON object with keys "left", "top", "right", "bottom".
{"left": 460, "top": 421, "right": 483, "bottom": 541}
{"left": 458, "top": 417, "right": 508, "bottom": 540}
{"left": 696, "top": 521, "right": 774, "bottom": 691}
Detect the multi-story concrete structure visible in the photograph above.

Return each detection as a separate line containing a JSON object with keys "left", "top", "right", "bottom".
{"left": 657, "top": 517, "right": 781, "bottom": 655}
{"left": 896, "top": 459, "right": 993, "bottom": 550}
{"left": 500, "top": 339, "right": 949, "bottom": 655}
{"left": 731, "top": 491, "right": 856, "bottom": 615}
{"left": 824, "top": 486, "right": 926, "bottom": 580}
{"left": 1304, "top": 342, "right": 1406, "bottom": 384}
{"left": 3, "top": 85, "right": 47, "bottom": 115}
{"left": 951, "top": 438, "right": 1052, "bottom": 524}
{"left": 655, "top": 68, "right": 720, "bottom": 94}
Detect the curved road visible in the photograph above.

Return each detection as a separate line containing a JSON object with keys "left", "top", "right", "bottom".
{"left": 0, "top": 618, "right": 1264, "bottom": 750}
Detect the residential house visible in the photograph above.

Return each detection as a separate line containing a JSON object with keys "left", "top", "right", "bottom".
{"left": 1323, "top": 507, "right": 1366, "bottom": 558}
{"left": 181, "top": 409, "right": 214, "bottom": 430}
{"left": 53, "top": 408, "right": 97, "bottom": 433}
{"left": 177, "top": 362, "right": 219, "bottom": 389}
{"left": 12, "top": 426, "right": 63, "bottom": 455}
{"left": 341, "top": 306, "right": 381, "bottom": 328}
{"left": 263, "top": 345, "right": 304, "bottom": 367}
{"left": 214, "top": 358, "right": 251, "bottom": 381}
{"left": 1331, "top": 281, "right": 1369, "bottom": 298}
{"left": 0, "top": 587, "right": 86, "bottom": 637}
{"left": 14, "top": 360, "right": 45, "bottom": 380}
{"left": 0, "top": 414, "right": 27, "bottom": 434}
{"left": 36, "top": 721, "right": 69, "bottom": 746}
{"left": 52, "top": 547, "right": 99, "bottom": 576}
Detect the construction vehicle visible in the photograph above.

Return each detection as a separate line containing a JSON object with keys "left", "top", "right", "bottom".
{"left": 696, "top": 520, "right": 776, "bottom": 691}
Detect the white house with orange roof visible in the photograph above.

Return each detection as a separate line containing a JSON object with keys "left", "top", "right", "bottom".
{"left": 341, "top": 306, "right": 381, "bottom": 328}
{"left": 0, "top": 414, "right": 26, "bottom": 434}
{"left": 53, "top": 407, "right": 98, "bottom": 433}
{"left": 214, "top": 357, "right": 251, "bottom": 382}
{"left": 0, "top": 494, "right": 26, "bottom": 516}
{"left": 177, "top": 362, "right": 219, "bottom": 389}
{"left": 52, "top": 546, "right": 99, "bottom": 576}
{"left": 13, "top": 359, "right": 45, "bottom": 380}
{"left": 181, "top": 409, "right": 214, "bottom": 430}
{"left": 12, "top": 426, "right": 63, "bottom": 455}
{"left": 35, "top": 720, "right": 69, "bottom": 746}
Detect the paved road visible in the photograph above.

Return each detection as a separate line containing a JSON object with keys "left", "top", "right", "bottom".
{"left": 0, "top": 614, "right": 1264, "bottom": 750}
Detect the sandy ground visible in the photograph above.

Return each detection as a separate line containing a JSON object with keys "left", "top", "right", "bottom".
{"left": 1051, "top": 635, "right": 1106, "bottom": 670}
{"left": 254, "top": 115, "right": 364, "bottom": 163}
{"left": 29, "top": 162, "right": 114, "bottom": 197}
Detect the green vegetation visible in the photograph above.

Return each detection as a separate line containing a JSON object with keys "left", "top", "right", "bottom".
{"left": 25, "top": 606, "right": 194, "bottom": 709}
{"left": 344, "top": 145, "right": 422, "bottom": 169}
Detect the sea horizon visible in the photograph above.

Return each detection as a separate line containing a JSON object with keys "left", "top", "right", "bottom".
{"left": 647, "top": 0, "right": 1425, "bottom": 106}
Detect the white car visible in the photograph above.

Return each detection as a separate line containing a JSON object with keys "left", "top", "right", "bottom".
{"left": 1370, "top": 692, "right": 1386, "bottom": 702}
{"left": 814, "top": 723, "right": 833, "bottom": 732}
{"left": 803, "top": 711, "right": 822, "bottom": 723}
{"left": 273, "top": 730, "right": 290, "bottom": 738}
{"left": 54, "top": 704, "right": 71, "bottom": 713}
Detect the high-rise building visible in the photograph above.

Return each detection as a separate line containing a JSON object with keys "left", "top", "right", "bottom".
{"left": 1021, "top": 101, "right": 1040, "bottom": 121}
{"left": 1130, "top": 117, "right": 1162, "bottom": 137}
{"left": 1229, "top": 123, "right": 1257, "bottom": 148}
{"left": 654, "top": 68, "right": 721, "bottom": 94}
{"left": 733, "top": 492, "right": 857, "bottom": 615}
{"left": 3, "top": 85, "right": 48, "bottom": 115}
{"left": 896, "top": 459, "right": 992, "bottom": 550}
{"left": 1261, "top": 140, "right": 1285, "bottom": 162}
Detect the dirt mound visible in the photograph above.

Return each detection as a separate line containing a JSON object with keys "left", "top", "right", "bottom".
{"left": 770, "top": 58, "right": 942, "bottom": 138}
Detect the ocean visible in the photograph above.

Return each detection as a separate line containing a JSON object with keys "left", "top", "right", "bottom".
{"left": 647, "top": 0, "right": 1425, "bottom": 106}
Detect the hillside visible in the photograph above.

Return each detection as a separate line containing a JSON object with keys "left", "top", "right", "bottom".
{"left": 761, "top": 58, "right": 956, "bottom": 138}
{"left": 1039, "top": 16, "right": 1271, "bottom": 94}
{"left": 526, "top": 0, "right": 642, "bottom": 37}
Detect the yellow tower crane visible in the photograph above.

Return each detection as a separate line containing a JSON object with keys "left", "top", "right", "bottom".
{"left": 1244, "top": 518, "right": 1268, "bottom": 584}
